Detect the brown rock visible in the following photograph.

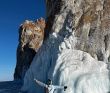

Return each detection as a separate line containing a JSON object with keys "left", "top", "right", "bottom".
{"left": 14, "top": 18, "right": 45, "bottom": 80}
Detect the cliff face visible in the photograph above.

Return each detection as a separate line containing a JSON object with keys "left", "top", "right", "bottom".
{"left": 45, "top": 0, "right": 110, "bottom": 62}
{"left": 14, "top": 18, "right": 45, "bottom": 80}
{"left": 21, "top": 0, "right": 110, "bottom": 93}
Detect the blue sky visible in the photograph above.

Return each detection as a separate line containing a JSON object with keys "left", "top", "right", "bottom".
{"left": 0, "top": 0, "right": 45, "bottom": 81}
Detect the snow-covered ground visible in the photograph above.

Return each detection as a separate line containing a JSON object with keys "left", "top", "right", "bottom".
{"left": 0, "top": 81, "right": 22, "bottom": 93}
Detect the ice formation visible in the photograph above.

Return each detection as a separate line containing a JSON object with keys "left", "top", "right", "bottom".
{"left": 21, "top": 30, "right": 110, "bottom": 93}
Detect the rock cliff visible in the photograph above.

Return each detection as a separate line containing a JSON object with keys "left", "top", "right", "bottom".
{"left": 45, "top": 0, "right": 110, "bottom": 62}
{"left": 21, "top": 0, "right": 110, "bottom": 93}
{"left": 14, "top": 18, "right": 45, "bottom": 81}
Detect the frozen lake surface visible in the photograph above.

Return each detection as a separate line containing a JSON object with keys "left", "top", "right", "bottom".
{"left": 0, "top": 81, "right": 22, "bottom": 93}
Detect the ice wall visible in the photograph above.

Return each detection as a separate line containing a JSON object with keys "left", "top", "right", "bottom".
{"left": 21, "top": 30, "right": 110, "bottom": 93}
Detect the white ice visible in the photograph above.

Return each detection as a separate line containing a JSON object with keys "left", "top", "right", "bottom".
{"left": 21, "top": 35, "right": 110, "bottom": 93}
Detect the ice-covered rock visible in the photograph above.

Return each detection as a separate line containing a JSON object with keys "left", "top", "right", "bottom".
{"left": 44, "top": 0, "right": 110, "bottom": 62}
{"left": 21, "top": 0, "right": 110, "bottom": 93}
